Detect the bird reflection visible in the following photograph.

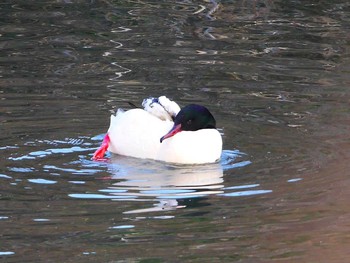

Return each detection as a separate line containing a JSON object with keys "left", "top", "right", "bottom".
{"left": 102, "top": 155, "right": 224, "bottom": 214}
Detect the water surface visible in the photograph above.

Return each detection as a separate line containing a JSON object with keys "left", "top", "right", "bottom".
{"left": 1, "top": 0, "right": 350, "bottom": 262}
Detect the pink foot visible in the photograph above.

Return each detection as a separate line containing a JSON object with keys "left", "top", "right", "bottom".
{"left": 92, "top": 134, "right": 110, "bottom": 161}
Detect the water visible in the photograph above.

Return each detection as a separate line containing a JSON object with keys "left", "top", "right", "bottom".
{"left": 1, "top": 0, "right": 350, "bottom": 262}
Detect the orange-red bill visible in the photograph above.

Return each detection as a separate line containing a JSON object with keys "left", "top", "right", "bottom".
{"left": 160, "top": 124, "right": 182, "bottom": 143}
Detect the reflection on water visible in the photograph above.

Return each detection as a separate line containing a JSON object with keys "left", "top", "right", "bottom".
{"left": 9, "top": 136, "right": 253, "bottom": 214}
{"left": 1, "top": 0, "right": 350, "bottom": 262}
{"left": 70, "top": 149, "right": 253, "bottom": 214}
{"left": 5, "top": 135, "right": 253, "bottom": 200}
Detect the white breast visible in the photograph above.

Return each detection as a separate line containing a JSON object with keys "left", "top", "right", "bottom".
{"left": 157, "top": 129, "right": 222, "bottom": 164}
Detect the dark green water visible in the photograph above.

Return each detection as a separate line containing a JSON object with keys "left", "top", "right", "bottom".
{"left": 1, "top": 1, "right": 350, "bottom": 262}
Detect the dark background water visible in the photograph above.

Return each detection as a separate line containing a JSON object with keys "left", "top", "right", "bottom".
{"left": 1, "top": 0, "right": 350, "bottom": 262}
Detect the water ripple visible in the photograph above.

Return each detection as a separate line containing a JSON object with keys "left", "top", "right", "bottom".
{"left": 109, "top": 62, "right": 132, "bottom": 80}
{"left": 111, "top": 26, "right": 132, "bottom": 33}
{"left": 4, "top": 133, "right": 265, "bottom": 215}
{"left": 28, "top": 178, "right": 57, "bottom": 185}
{"left": 43, "top": 165, "right": 101, "bottom": 175}
{"left": 220, "top": 189, "right": 273, "bottom": 197}
{"left": 65, "top": 146, "right": 255, "bottom": 213}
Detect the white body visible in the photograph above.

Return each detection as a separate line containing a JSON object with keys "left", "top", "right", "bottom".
{"left": 107, "top": 108, "right": 222, "bottom": 164}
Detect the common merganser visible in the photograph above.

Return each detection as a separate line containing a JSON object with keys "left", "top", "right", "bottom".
{"left": 93, "top": 96, "right": 222, "bottom": 164}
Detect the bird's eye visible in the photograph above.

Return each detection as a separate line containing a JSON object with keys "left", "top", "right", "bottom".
{"left": 187, "top": 119, "right": 192, "bottom": 125}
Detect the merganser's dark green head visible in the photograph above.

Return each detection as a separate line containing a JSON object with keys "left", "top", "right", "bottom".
{"left": 160, "top": 104, "right": 216, "bottom": 143}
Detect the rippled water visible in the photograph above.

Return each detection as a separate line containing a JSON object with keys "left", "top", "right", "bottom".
{"left": 1, "top": 0, "right": 350, "bottom": 262}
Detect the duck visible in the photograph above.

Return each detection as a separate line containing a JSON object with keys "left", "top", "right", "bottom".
{"left": 92, "top": 96, "right": 222, "bottom": 164}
